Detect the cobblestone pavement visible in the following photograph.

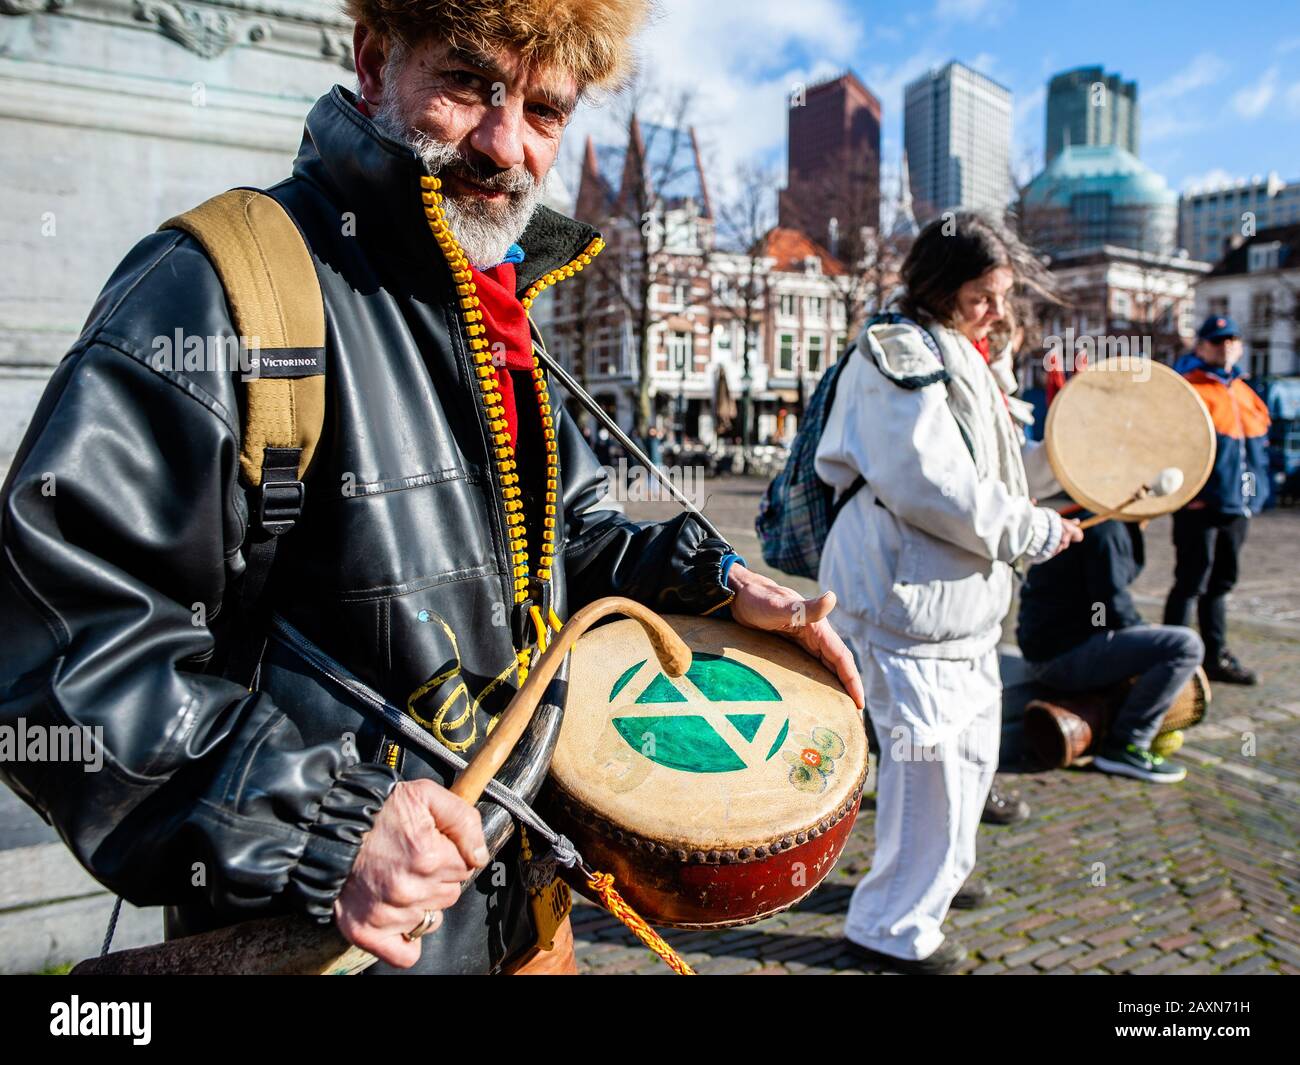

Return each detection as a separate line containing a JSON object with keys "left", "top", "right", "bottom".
{"left": 570, "top": 476, "right": 1300, "bottom": 974}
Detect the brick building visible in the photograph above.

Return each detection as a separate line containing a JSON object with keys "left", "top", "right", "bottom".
{"left": 778, "top": 72, "right": 882, "bottom": 256}
{"left": 549, "top": 125, "right": 857, "bottom": 447}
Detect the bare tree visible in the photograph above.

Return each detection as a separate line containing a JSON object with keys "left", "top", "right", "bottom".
{"left": 586, "top": 79, "right": 711, "bottom": 439}
{"left": 711, "top": 161, "right": 778, "bottom": 456}
{"left": 826, "top": 178, "right": 913, "bottom": 342}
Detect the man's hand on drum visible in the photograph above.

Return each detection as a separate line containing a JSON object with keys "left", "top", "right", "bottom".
{"left": 333, "top": 778, "right": 488, "bottom": 967}
{"left": 725, "top": 564, "right": 866, "bottom": 710}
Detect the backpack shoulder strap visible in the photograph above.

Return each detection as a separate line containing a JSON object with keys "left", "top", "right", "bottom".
{"left": 161, "top": 188, "right": 326, "bottom": 491}
{"left": 823, "top": 344, "right": 866, "bottom": 521}
{"left": 160, "top": 189, "right": 326, "bottom": 681}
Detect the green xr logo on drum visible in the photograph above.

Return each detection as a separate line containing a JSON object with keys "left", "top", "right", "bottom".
{"left": 606, "top": 653, "right": 792, "bottom": 773}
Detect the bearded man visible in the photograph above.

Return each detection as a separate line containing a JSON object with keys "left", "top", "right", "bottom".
{"left": 0, "top": 0, "right": 862, "bottom": 975}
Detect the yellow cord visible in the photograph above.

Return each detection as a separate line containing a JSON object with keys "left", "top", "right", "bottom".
{"left": 586, "top": 872, "right": 696, "bottom": 975}
{"left": 529, "top": 604, "right": 548, "bottom": 654}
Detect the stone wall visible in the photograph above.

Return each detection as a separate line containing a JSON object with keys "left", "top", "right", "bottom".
{"left": 0, "top": 0, "right": 353, "bottom": 971}
{"left": 0, "top": 0, "right": 354, "bottom": 472}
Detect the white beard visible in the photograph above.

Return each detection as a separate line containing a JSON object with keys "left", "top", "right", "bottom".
{"left": 371, "top": 94, "right": 545, "bottom": 269}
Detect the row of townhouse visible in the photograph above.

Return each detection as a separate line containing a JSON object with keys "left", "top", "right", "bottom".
{"left": 544, "top": 228, "right": 856, "bottom": 447}
{"left": 541, "top": 120, "right": 869, "bottom": 448}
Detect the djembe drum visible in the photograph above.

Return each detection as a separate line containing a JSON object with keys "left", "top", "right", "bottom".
{"left": 544, "top": 614, "right": 868, "bottom": 928}
{"left": 1024, "top": 667, "right": 1211, "bottom": 768}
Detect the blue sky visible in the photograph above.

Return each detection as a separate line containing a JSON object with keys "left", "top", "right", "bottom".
{"left": 562, "top": 0, "right": 1299, "bottom": 204}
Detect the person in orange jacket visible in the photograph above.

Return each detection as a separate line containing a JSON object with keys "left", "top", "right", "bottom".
{"left": 1164, "top": 316, "right": 1272, "bottom": 684}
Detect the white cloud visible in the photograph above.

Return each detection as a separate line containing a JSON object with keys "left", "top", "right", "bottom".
{"left": 1140, "top": 53, "right": 1224, "bottom": 154}
{"left": 1145, "top": 53, "right": 1228, "bottom": 103}
{"left": 934, "top": 0, "right": 1010, "bottom": 23}
{"left": 1013, "top": 85, "right": 1045, "bottom": 182}
{"left": 1232, "top": 66, "right": 1279, "bottom": 119}
{"left": 1181, "top": 168, "right": 1238, "bottom": 193}
{"left": 866, "top": 50, "right": 949, "bottom": 118}
{"left": 1015, "top": 84, "right": 1045, "bottom": 125}
{"left": 1143, "top": 112, "right": 1204, "bottom": 143}
{"left": 559, "top": 0, "right": 864, "bottom": 208}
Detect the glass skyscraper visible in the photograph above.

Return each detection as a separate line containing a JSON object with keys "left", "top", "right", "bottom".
{"left": 903, "top": 61, "right": 1014, "bottom": 224}
{"left": 1045, "top": 66, "right": 1139, "bottom": 165}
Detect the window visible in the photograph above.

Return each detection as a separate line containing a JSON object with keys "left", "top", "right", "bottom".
{"left": 667, "top": 330, "right": 691, "bottom": 371}
{"left": 1248, "top": 241, "right": 1282, "bottom": 273}
{"left": 1112, "top": 290, "right": 1131, "bottom": 323}
{"left": 716, "top": 326, "right": 732, "bottom": 350}
{"left": 778, "top": 333, "right": 795, "bottom": 373}
{"left": 1207, "top": 296, "right": 1230, "bottom": 317}
{"left": 672, "top": 282, "right": 690, "bottom": 307}
{"left": 807, "top": 334, "right": 824, "bottom": 373}
{"left": 834, "top": 333, "right": 848, "bottom": 357}
{"left": 594, "top": 328, "right": 619, "bottom": 376}
{"left": 665, "top": 214, "right": 697, "bottom": 250}
{"left": 1251, "top": 292, "right": 1274, "bottom": 329}
{"left": 779, "top": 294, "right": 798, "bottom": 317}
{"left": 807, "top": 296, "right": 825, "bottom": 321}
{"left": 1250, "top": 341, "right": 1269, "bottom": 378}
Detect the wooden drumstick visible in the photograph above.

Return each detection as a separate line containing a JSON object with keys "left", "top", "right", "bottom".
{"left": 71, "top": 596, "right": 690, "bottom": 976}
{"left": 1078, "top": 467, "right": 1184, "bottom": 530}
{"left": 448, "top": 597, "right": 690, "bottom": 802}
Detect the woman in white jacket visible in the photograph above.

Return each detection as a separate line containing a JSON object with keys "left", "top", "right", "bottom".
{"left": 816, "top": 211, "right": 1081, "bottom": 974}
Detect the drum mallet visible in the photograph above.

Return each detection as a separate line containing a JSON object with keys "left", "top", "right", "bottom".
{"left": 71, "top": 596, "right": 690, "bottom": 976}
{"left": 1078, "top": 467, "right": 1184, "bottom": 530}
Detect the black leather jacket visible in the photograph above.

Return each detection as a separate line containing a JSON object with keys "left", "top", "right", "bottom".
{"left": 0, "top": 86, "right": 735, "bottom": 973}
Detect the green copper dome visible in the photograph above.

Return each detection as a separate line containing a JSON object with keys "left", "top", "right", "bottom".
{"left": 1024, "top": 145, "right": 1176, "bottom": 209}
{"left": 1021, "top": 145, "right": 1178, "bottom": 255}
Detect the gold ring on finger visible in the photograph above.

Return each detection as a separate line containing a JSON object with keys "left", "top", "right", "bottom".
{"left": 402, "top": 909, "right": 439, "bottom": 942}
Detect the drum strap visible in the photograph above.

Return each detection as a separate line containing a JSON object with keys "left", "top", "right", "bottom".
{"left": 268, "top": 614, "right": 697, "bottom": 975}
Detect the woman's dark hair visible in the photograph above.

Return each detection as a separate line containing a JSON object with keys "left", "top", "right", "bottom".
{"left": 897, "top": 210, "right": 1060, "bottom": 325}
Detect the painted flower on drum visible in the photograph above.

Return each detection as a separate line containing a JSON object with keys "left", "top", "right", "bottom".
{"left": 783, "top": 727, "right": 846, "bottom": 793}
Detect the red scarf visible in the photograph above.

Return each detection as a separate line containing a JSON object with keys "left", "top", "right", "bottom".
{"left": 354, "top": 96, "right": 534, "bottom": 448}
{"left": 472, "top": 262, "right": 534, "bottom": 449}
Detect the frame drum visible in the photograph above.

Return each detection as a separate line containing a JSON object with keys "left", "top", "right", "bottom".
{"left": 1045, "top": 357, "right": 1217, "bottom": 519}
{"left": 544, "top": 614, "right": 868, "bottom": 928}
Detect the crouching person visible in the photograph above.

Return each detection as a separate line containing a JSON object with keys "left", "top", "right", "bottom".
{"left": 1018, "top": 516, "right": 1202, "bottom": 783}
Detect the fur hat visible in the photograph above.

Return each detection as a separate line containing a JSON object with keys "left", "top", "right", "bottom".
{"left": 345, "top": 0, "right": 652, "bottom": 88}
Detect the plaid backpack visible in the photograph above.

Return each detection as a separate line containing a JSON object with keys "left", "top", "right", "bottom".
{"left": 754, "top": 314, "right": 942, "bottom": 578}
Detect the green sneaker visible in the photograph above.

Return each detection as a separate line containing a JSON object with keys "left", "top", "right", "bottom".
{"left": 1094, "top": 742, "right": 1186, "bottom": 784}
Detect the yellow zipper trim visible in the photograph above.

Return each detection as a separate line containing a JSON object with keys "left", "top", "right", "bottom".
{"left": 418, "top": 175, "right": 601, "bottom": 683}
{"left": 520, "top": 236, "right": 605, "bottom": 311}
